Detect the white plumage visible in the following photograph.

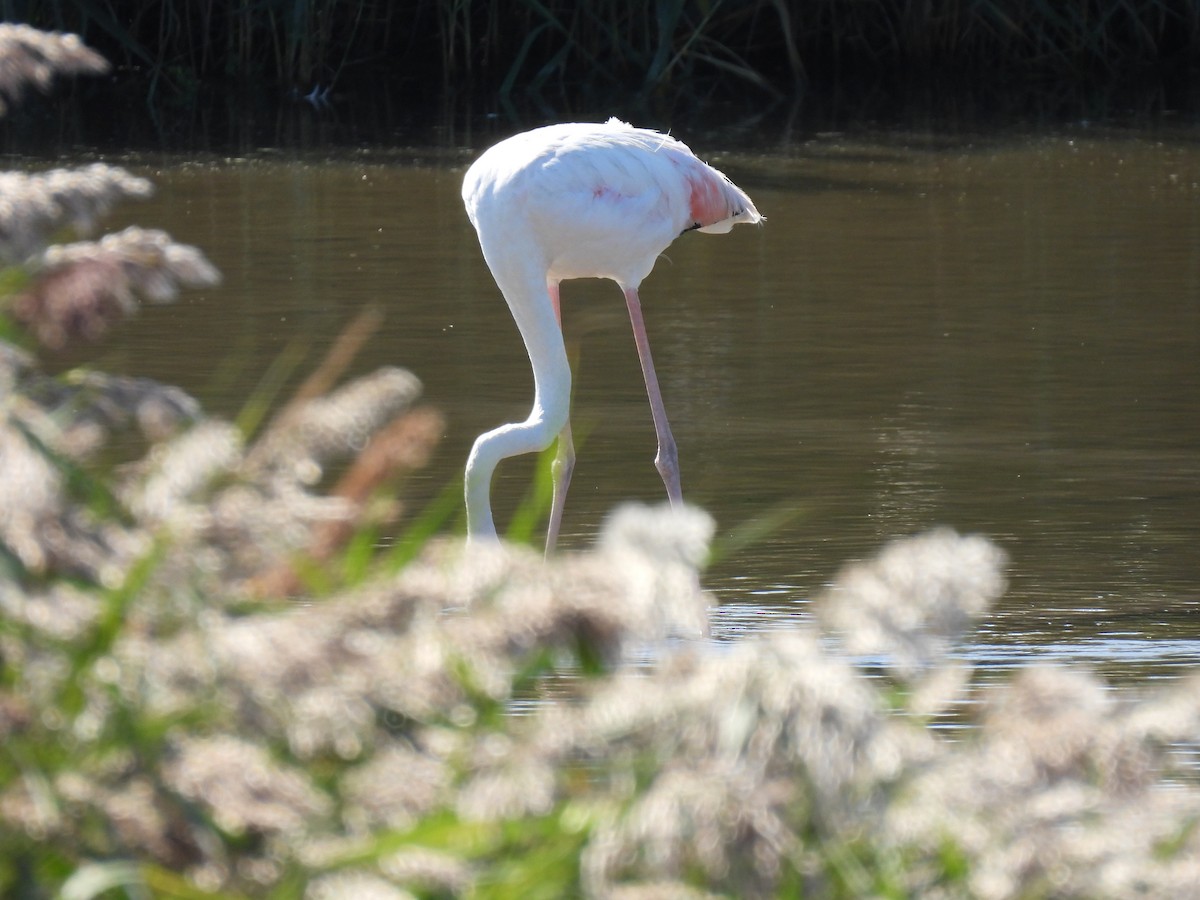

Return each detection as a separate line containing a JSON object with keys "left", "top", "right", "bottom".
{"left": 462, "top": 118, "right": 762, "bottom": 551}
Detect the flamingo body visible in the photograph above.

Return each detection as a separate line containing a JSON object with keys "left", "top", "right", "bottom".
{"left": 463, "top": 118, "right": 761, "bottom": 549}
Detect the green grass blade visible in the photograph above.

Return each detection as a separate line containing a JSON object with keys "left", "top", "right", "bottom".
{"left": 707, "top": 500, "right": 808, "bottom": 568}
{"left": 61, "top": 537, "right": 167, "bottom": 716}
{"left": 234, "top": 339, "right": 310, "bottom": 440}
{"left": 382, "top": 476, "right": 465, "bottom": 574}
{"left": 8, "top": 414, "right": 126, "bottom": 524}
{"left": 504, "top": 440, "right": 557, "bottom": 547}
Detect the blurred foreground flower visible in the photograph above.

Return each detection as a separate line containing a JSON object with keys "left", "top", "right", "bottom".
{"left": 11, "top": 226, "right": 220, "bottom": 348}
{"left": 4, "top": 486, "right": 1200, "bottom": 898}
{"left": 0, "top": 165, "right": 153, "bottom": 263}
{"left": 818, "top": 526, "right": 1006, "bottom": 714}
{"left": 0, "top": 23, "right": 107, "bottom": 115}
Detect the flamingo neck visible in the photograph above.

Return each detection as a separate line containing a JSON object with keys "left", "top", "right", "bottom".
{"left": 465, "top": 271, "right": 571, "bottom": 543}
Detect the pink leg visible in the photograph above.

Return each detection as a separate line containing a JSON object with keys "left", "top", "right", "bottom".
{"left": 623, "top": 286, "right": 683, "bottom": 507}
{"left": 545, "top": 281, "right": 576, "bottom": 554}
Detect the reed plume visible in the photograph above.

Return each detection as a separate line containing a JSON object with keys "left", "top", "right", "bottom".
{"left": 0, "top": 23, "right": 106, "bottom": 114}
{"left": 0, "top": 165, "right": 152, "bottom": 262}
{"left": 7, "top": 490, "right": 1196, "bottom": 899}
{"left": 11, "top": 225, "right": 219, "bottom": 348}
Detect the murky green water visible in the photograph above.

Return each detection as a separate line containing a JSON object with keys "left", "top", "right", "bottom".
{"left": 44, "top": 127, "right": 1200, "bottom": 681}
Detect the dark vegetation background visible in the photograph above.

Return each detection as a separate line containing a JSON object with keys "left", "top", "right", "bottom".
{"left": 6, "top": 0, "right": 1200, "bottom": 148}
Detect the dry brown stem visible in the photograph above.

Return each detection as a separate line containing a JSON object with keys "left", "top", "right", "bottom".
{"left": 247, "top": 405, "right": 445, "bottom": 597}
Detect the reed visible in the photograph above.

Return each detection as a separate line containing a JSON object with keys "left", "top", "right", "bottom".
{"left": 3, "top": 0, "right": 1198, "bottom": 104}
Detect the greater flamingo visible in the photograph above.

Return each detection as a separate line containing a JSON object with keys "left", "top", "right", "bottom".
{"left": 462, "top": 118, "right": 762, "bottom": 551}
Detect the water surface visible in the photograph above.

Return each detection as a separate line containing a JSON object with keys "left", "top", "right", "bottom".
{"left": 45, "top": 127, "right": 1200, "bottom": 682}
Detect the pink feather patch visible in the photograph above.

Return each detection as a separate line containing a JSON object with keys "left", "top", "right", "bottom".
{"left": 686, "top": 171, "right": 729, "bottom": 227}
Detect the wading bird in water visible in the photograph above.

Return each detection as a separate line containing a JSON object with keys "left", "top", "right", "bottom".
{"left": 462, "top": 118, "right": 762, "bottom": 552}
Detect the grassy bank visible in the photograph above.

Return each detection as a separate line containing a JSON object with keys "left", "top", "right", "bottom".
{"left": 7, "top": 1, "right": 1200, "bottom": 105}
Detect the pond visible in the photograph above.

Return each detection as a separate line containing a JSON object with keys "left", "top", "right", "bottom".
{"left": 36, "top": 121, "right": 1200, "bottom": 684}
